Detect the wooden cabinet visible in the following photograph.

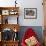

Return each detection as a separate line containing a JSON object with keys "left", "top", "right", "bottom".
{"left": 0, "top": 7, "right": 20, "bottom": 46}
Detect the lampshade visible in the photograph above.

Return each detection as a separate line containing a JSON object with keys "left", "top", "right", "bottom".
{"left": 13, "top": 28, "right": 17, "bottom": 32}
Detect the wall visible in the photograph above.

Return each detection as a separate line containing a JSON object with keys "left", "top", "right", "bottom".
{"left": 0, "top": 0, "right": 44, "bottom": 26}
{"left": 18, "top": 0, "right": 44, "bottom": 26}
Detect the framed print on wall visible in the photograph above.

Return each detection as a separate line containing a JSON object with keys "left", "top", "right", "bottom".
{"left": 24, "top": 8, "right": 37, "bottom": 19}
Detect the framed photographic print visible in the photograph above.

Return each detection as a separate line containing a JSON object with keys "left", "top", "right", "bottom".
{"left": 2, "top": 10, "right": 9, "bottom": 15}
{"left": 24, "top": 8, "right": 37, "bottom": 19}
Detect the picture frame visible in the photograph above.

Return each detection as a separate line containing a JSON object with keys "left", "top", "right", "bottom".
{"left": 2, "top": 10, "right": 9, "bottom": 15}
{"left": 24, "top": 8, "right": 37, "bottom": 19}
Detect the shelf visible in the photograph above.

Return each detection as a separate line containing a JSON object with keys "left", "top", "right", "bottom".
{"left": 0, "top": 7, "right": 20, "bottom": 46}
{"left": 0, "top": 7, "right": 19, "bottom": 16}
{"left": 0, "top": 24, "right": 20, "bottom": 32}
{"left": 0, "top": 7, "right": 19, "bottom": 10}
{"left": 0, "top": 7, "right": 19, "bottom": 24}
{"left": 2, "top": 40, "right": 19, "bottom": 43}
{"left": 1, "top": 40, "right": 19, "bottom": 46}
{"left": 1, "top": 15, "right": 18, "bottom": 24}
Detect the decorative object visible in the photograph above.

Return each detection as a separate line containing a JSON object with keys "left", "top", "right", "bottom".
{"left": 25, "top": 36, "right": 38, "bottom": 46}
{"left": 14, "top": 28, "right": 17, "bottom": 32}
{"left": 13, "top": 32, "right": 18, "bottom": 41}
{"left": 2, "top": 28, "right": 13, "bottom": 41}
{"left": 9, "top": 10, "right": 18, "bottom": 15}
{"left": 21, "top": 28, "right": 41, "bottom": 46}
{"left": 15, "top": 0, "right": 17, "bottom": 7}
{"left": 2, "top": 10, "right": 9, "bottom": 15}
{"left": 24, "top": 8, "right": 37, "bottom": 19}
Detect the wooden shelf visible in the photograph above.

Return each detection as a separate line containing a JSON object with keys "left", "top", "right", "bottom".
{"left": 0, "top": 7, "right": 19, "bottom": 10}
{"left": 0, "top": 7, "right": 20, "bottom": 46}
{"left": 0, "top": 24, "right": 20, "bottom": 32}
{"left": 2, "top": 40, "right": 19, "bottom": 42}
{"left": 0, "top": 7, "right": 19, "bottom": 24}
{"left": 1, "top": 40, "right": 19, "bottom": 46}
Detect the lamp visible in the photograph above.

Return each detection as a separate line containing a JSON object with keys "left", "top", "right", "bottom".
{"left": 14, "top": 28, "right": 17, "bottom": 32}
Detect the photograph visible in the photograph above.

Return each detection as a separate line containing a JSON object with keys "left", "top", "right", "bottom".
{"left": 24, "top": 8, "right": 37, "bottom": 19}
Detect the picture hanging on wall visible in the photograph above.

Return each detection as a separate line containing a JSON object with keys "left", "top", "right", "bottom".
{"left": 24, "top": 8, "right": 37, "bottom": 19}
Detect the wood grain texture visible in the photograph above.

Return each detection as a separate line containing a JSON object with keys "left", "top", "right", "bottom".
{"left": 43, "top": 0, "right": 46, "bottom": 45}
{"left": 43, "top": 0, "right": 46, "bottom": 26}
{"left": 0, "top": 24, "right": 20, "bottom": 32}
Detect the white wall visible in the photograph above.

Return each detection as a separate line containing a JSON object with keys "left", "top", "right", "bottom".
{"left": 0, "top": 0, "right": 44, "bottom": 26}
{"left": 18, "top": 0, "right": 44, "bottom": 26}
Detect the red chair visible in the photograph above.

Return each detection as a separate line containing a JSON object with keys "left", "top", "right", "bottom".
{"left": 21, "top": 28, "right": 41, "bottom": 46}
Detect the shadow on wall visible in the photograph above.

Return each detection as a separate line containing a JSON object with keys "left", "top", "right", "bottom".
{"left": 18, "top": 26, "right": 43, "bottom": 44}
